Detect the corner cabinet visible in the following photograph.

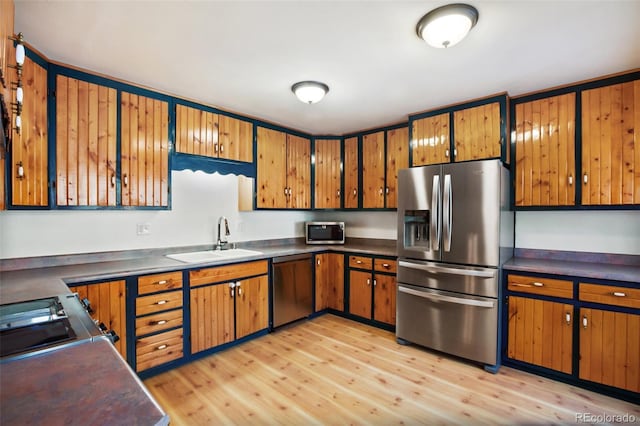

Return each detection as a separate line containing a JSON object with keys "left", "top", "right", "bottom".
{"left": 504, "top": 271, "right": 640, "bottom": 399}
{"left": 256, "top": 126, "right": 311, "bottom": 209}
{"left": 410, "top": 94, "right": 508, "bottom": 168}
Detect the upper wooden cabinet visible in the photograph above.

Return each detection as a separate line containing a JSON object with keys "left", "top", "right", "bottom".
{"left": 175, "top": 104, "right": 253, "bottom": 163}
{"left": 11, "top": 56, "right": 48, "bottom": 207}
{"left": 256, "top": 126, "right": 311, "bottom": 209}
{"left": 362, "top": 126, "right": 408, "bottom": 209}
{"left": 410, "top": 95, "right": 508, "bottom": 167}
{"left": 513, "top": 93, "right": 576, "bottom": 207}
{"left": 314, "top": 138, "right": 342, "bottom": 209}
{"left": 120, "top": 92, "right": 169, "bottom": 207}
{"left": 581, "top": 80, "right": 639, "bottom": 206}
{"left": 343, "top": 137, "right": 359, "bottom": 209}
{"left": 56, "top": 75, "right": 118, "bottom": 206}
{"left": 411, "top": 112, "right": 450, "bottom": 166}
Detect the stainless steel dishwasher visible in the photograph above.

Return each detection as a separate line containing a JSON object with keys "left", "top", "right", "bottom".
{"left": 272, "top": 254, "right": 313, "bottom": 328}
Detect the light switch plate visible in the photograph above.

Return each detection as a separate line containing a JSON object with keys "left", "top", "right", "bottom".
{"left": 136, "top": 223, "right": 151, "bottom": 236}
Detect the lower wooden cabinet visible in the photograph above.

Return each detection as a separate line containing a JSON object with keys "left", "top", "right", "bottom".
{"left": 189, "top": 260, "right": 269, "bottom": 355}
{"left": 347, "top": 255, "right": 397, "bottom": 326}
{"left": 314, "top": 253, "right": 344, "bottom": 312}
{"left": 507, "top": 296, "right": 573, "bottom": 374}
{"left": 70, "top": 280, "right": 127, "bottom": 359}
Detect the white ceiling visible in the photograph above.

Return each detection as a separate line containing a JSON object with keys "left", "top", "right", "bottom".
{"left": 15, "top": 0, "right": 640, "bottom": 136}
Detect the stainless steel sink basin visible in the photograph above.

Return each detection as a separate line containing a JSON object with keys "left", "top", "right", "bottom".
{"left": 165, "top": 248, "right": 263, "bottom": 263}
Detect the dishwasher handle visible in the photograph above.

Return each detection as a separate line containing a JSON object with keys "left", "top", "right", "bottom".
{"left": 399, "top": 286, "right": 495, "bottom": 308}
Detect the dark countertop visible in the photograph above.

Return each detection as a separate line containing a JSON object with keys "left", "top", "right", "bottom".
{"left": 0, "top": 338, "right": 169, "bottom": 426}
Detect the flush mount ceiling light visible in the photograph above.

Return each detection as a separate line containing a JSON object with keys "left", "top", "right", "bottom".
{"left": 291, "top": 81, "right": 329, "bottom": 104}
{"left": 416, "top": 3, "right": 479, "bottom": 48}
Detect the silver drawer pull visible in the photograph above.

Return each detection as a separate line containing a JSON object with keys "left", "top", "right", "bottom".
{"left": 155, "top": 320, "right": 167, "bottom": 325}
{"left": 156, "top": 300, "right": 168, "bottom": 305}
{"left": 532, "top": 282, "right": 544, "bottom": 287}
{"left": 356, "top": 260, "right": 363, "bottom": 264}
{"left": 612, "top": 292, "right": 626, "bottom": 297}
{"left": 156, "top": 344, "right": 168, "bottom": 351}
{"left": 382, "top": 263, "right": 390, "bottom": 268}
{"left": 156, "top": 280, "right": 168, "bottom": 285}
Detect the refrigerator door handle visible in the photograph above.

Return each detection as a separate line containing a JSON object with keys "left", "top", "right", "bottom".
{"left": 431, "top": 174, "right": 440, "bottom": 251}
{"left": 443, "top": 174, "right": 452, "bottom": 252}
{"left": 399, "top": 260, "right": 497, "bottom": 278}
{"left": 399, "top": 286, "right": 495, "bottom": 308}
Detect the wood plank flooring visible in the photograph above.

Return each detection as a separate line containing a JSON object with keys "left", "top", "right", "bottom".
{"left": 144, "top": 315, "right": 639, "bottom": 425}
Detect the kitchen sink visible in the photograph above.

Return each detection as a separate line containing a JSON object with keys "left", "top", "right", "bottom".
{"left": 165, "top": 248, "right": 263, "bottom": 263}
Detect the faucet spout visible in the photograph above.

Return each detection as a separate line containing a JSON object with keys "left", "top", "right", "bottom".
{"left": 216, "top": 216, "right": 230, "bottom": 250}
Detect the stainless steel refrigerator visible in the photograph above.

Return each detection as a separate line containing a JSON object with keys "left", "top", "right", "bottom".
{"left": 396, "top": 159, "right": 513, "bottom": 371}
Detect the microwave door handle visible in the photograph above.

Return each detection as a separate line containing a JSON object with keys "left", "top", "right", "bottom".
{"left": 443, "top": 174, "right": 452, "bottom": 252}
{"left": 399, "top": 286, "right": 495, "bottom": 308}
{"left": 431, "top": 174, "right": 440, "bottom": 251}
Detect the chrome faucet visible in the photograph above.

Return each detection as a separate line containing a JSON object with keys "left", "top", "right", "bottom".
{"left": 216, "top": 216, "right": 230, "bottom": 250}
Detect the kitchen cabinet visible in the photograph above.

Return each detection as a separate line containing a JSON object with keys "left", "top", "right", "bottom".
{"left": 0, "top": 0, "right": 14, "bottom": 211}
{"left": 315, "top": 252, "right": 344, "bottom": 312}
{"left": 581, "top": 80, "right": 640, "bottom": 205}
{"left": 453, "top": 101, "right": 503, "bottom": 162}
{"left": 120, "top": 91, "right": 169, "bottom": 207}
{"left": 578, "top": 283, "right": 640, "bottom": 393}
{"left": 55, "top": 75, "right": 118, "bottom": 206}
{"left": 513, "top": 93, "right": 576, "bottom": 207}
{"left": 11, "top": 55, "right": 48, "bottom": 207}
{"left": 314, "top": 138, "right": 342, "bottom": 209}
{"left": 411, "top": 112, "right": 450, "bottom": 166}
{"left": 189, "top": 260, "right": 268, "bottom": 354}
{"left": 347, "top": 255, "right": 397, "bottom": 326}
{"left": 134, "top": 271, "right": 184, "bottom": 372}
{"left": 175, "top": 103, "right": 253, "bottom": 162}
{"left": 69, "top": 279, "right": 127, "bottom": 359}
{"left": 343, "top": 137, "right": 359, "bottom": 209}
{"left": 362, "top": 126, "right": 408, "bottom": 209}
{"left": 256, "top": 126, "right": 310, "bottom": 209}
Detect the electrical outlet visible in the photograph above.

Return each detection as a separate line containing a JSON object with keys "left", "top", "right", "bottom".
{"left": 136, "top": 223, "right": 151, "bottom": 236}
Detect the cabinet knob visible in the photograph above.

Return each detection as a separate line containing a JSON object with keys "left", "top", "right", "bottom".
{"left": 385, "top": 187, "right": 389, "bottom": 195}
{"left": 568, "top": 175, "right": 573, "bottom": 186}
{"left": 356, "top": 260, "right": 363, "bottom": 264}
{"left": 379, "top": 187, "right": 384, "bottom": 195}
{"left": 366, "top": 279, "right": 370, "bottom": 286}
{"left": 565, "top": 312, "right": 571, "bottom": 325}
{"left": 531, "top": 282, "right": 544, "bottom": 287}
{"left": 583, "top": 174, "right": 588, "bottom": 184}
{"left": 123, "top": 174, "right": 129, "bottom": 187}
{"left": 382, "top": 263, "right": 390, "bottom": 268}
{"left": 453, "top": 149, "right": 457, "bottom": 157}
{"left": 317, "top": 259, "right": 321, "bottom": 266}
{"left": 155, "top": 320, "right": 167, "bottom": 325}
{"left": 214, "top": 143, "right": 219, "bottom": 153}
{"left": 156, "top": 344, "right": 168, "bottom": 351}
{"left": 337, "top": 189, "right": 341, "bottom": 197}
{"left": 582, "top": 315, "right": 588, "bottom": 329}
{"left": 353, "top": 189, "right": 357, "bottom": 197}
{"left": 445, "top": 149, "right": 449, "bottom": 158}
{"left": 373, "top": 279, "right": 377, "bottom": 287}
{"left": 16, "top": 161, "right": 24, "bottom": 179}
{"left": 111, "top": 174, "right": 116, "bottom": 187}
{"left": 612, "top": 292, "right": 626, "bottom": 297}
{"left": 155, "top": 280, "right": 168, "bottom": 285}
{"left": 220, "top": 144, "right": 224, "bottom": 153}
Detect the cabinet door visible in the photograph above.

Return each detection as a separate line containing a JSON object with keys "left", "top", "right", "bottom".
{"left": 175, "top": 104, "right": 219, "bottom": 158}
{"left": 11, "top": 56, "right": 48, "bottom": 206}
{"left": 286, "top": 134, "right": 311, "bottom": 209}
{"left": 411, "top": 112, "right": 450, "bottom": 166}
{"left": 507, "top": 296, "right": 572, "bottom": 374}
{"left": 190, "top": 283, "right": 234, "bottom": 353}
{"left": 579, "top": 308, "right": 639, "bottom": 393}
{"left": 235, "top": 275, "right": 269, "bottom": 340}
{"left": 373, "top": 274, "right": 396, "bottom": 325}
{"left": 349, "top": 270, "right": 372, "bottom": 319}
{"left": 256, "top": 126, "right": 287, "bottom": 208}
{"left": 219, "top": 115, "right": 253, "bottom": 162}
{"left": 514, "top": 93, "right": 576, "bottom": 206}
{"left": 120, "top": 92, "right": 169, "bottom": 207}
{"left": 314, "top": 139, "right": 342, "bottom": 209}
{"left": 582, "top": 80, "right": 640, "bottom": 205}
{"left": 71, "top": 280, "right": 127, "bottom": 359}
{"left": 56, "top": 75, "right": 117, "bottom": 206}
{"left": 343, "top": 137, "right": 359, "bottom": 209}
{"left": 453, "top": 102, "right": 501, "bottom": 162}
{"left": 385, "top": 127, "right": 408, "bottom": 209}
{"left": 315, "top": 253, "right": 344, "bottom": 312}
{"left": 362, "top": 131, "right": 385, "bottom": 208}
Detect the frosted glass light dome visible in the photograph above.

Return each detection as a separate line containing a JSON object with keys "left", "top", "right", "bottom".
{"left": 416, "top": 4, "right": 479, "bottom": 48}
{"left": 291, "top": 81, "right": 329, "bottom": 104}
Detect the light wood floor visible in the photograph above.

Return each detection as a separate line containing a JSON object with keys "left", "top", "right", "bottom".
{"left": 144, "top": 315, "right": 639, "bottom": 425}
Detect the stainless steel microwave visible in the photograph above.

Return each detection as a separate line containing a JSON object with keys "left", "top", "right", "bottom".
{"left": 305, "top": 222, "right": 345, "bottom": 244}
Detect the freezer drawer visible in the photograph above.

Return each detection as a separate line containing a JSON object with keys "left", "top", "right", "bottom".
{"left": 396, "top": 284, "right": 498, "bottom": 366}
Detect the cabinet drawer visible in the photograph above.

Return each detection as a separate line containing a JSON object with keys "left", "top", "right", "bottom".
{"left": 507, "top": 274, "right": 573, "bottom": 299}
{"left": 136, "top": 290, "right": 183, "bottom": 316}
{"left": 190, "top": 260, "right": 269, "bottom": 287}
{"left": 579, "top": 283, "right": 640, "bottom": 309}
{"left": 136, "top": 328, "right": 183, "bottom": 372}
{"left": 135, "top": 309, "right": 183, "bottom": 336}
{"left": 374, "top": 259, "right": 397, "bottom": 274}
{"left": 349, "top": 256, "right": 373, "bottom": 270}
{"left": 137, "top": 271, "right": 183, "bottom": 295}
